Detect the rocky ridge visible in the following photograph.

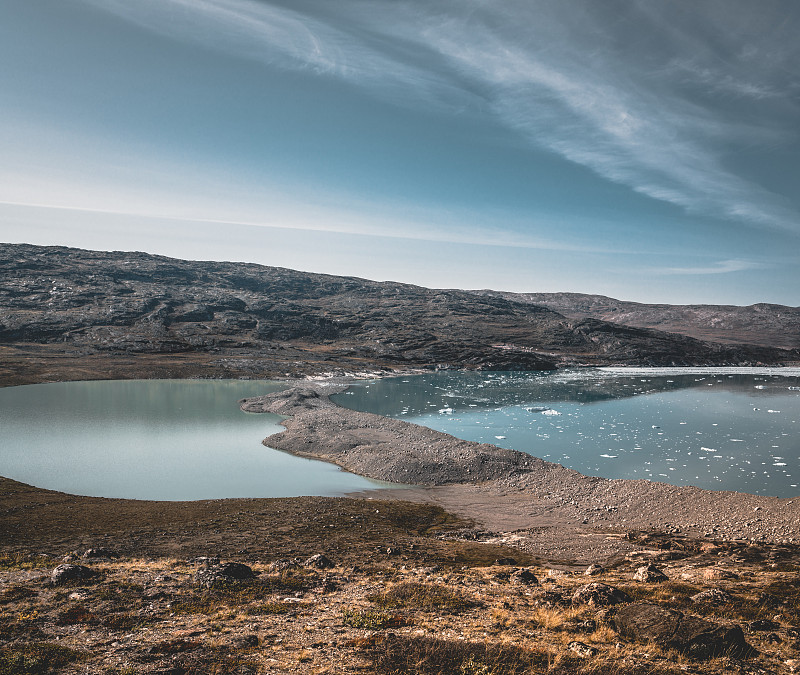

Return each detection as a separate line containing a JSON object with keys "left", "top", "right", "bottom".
{"left": 472, "top": 290, "right": 800, "bottom": 350}
{"left": 1, "top": 243, "right": 796, "bottom": 387}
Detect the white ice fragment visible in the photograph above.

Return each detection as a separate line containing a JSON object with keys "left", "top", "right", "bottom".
{"left": 494, "top": 435, "right": 506, "bottom": 440}
{"left": 599, "top": 454, "right": 618, "bottom": 458}
{"left": 541, "top": 409, "right": 561, "bottom": 416}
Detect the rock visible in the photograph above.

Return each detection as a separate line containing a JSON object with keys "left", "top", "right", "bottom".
{"left": 786, "top": 659, "right": 800, "bottom": 674}
{"left": 680, "top": 567, "right": 739, "bottom": 582}
{"left": 568, "top": 641, "right": 598, "bottom": 657}
{"left": 584, "top": 563, "right": 605, "bottom": 576}
{"left": 633, "top": 564, "right": 668, "bottom": 582}
{"left": 386, "top": 547, "right": 401, "bottom": 556}
{"left": 231, "top": 634, "right": 259, "bottom": 648}
{"left": 494, "top": 557, "right": 517, "bottom": 566}
{"left": 511, "top": 568, "right": 539, "bottom": 585}
{"left": 571, "top": 583, "right": 632, "bottom": 607}
{"left": 268, "top": 558, "right": 300, "bottom": 572}
{"left": 51, "top": 564, "right": 98, "bottom": 585}
{"left": 565, "top": 618, "right": 597, "bottom": 633}
{"left": 304, "top": 554, "right": 335, "bottom": 569}
{"left": 82, "top": 547, "right": 119, "bottom": 559}
{"left": 690, "top": 588, "right": 733, "bottom": 605}
{"left": 68, "top": 589, "right": 92, "bottom": 601}
{"left": 613, "top": 603, "right": 755, "bottom": 659}
{"left": 195, "top": 562, "right": 255, "bottom": 588}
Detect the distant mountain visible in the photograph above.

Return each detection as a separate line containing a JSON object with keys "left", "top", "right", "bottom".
{"left": 471, "top": 291, "right": 800, "bottom": 350}
{"left": 0, "top": 243, "right": 796, "bottom": 384}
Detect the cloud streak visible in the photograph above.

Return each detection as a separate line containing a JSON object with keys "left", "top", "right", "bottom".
{"left": 652, "top": 259, "right": 767, "bottom": 276}
{"left": 80, "top": 0, "right": 800, "bottom": 235}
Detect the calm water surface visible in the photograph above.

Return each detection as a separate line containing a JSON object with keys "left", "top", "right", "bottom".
{"left": 0, "top": 379, "right": 392, "bottom": 500}
{"left": 334, "top": 368, "right": 800, "bottom": 497}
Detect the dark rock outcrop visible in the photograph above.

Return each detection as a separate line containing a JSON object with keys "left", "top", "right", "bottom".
{"left": 613, "top": 602, "right": 755, "bottom": 659}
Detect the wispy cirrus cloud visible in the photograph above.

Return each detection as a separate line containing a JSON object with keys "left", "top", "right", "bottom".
{"left": 79, "top": 0, "right": 800, "bottom": 234}
{"left": 652, "top": 259, "right": 767, "bottom": 276}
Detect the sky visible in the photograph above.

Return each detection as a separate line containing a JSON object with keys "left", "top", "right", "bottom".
{"left": 1, "top": 0, "right": 799, "bottom": 305}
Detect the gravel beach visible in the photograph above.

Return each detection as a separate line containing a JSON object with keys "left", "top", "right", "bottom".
{"left": 242, "top": 382, "right": 800, "bottom": 564}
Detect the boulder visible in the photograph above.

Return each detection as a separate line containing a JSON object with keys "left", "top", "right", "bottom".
{"left": 511, "top": 568, "right": 539, "bottom": 585}
{"left": 196, "top": 562, "right": 255, "bottom": 588}
{"left": 82, "top": 547, "right": 119, "bottom": 559}
{"left": 690, "top": 588, "right": 733, "bottom": 605}
{"left": 51, "top": 564, "right": 98, "bottom": 585}
{"left": 304, "top": 554, "right": 335, "bottom": 569}
{"left": 633, "top": 564, "right": 668, "bottom": 582}
{"left": 584, "top": 563, "right": 605, "bottom": 576}
{"left": 494, "top": 557, "right": 517, "bottom": 566}
{"left": 613, "top": 602, "right": 755, "bottom": 659}
{"left": 268, "top": 558, "right": 300, "bottom": 572}
{"left": 572, "top": 582, "right": 632, "bottom": 607}
{"left": 568, "top": 641, "right": 598, "bottom": 658}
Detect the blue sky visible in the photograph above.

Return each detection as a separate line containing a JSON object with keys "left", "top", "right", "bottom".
{"left": 1, "top": 0, "right": 798, "bottom": 304}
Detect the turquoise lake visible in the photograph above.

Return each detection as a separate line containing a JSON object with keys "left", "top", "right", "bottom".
{"left": 0, "top": 379, "right": 391, "bottom": 500}
{"left": 334, "top": 368, "right": 800, "bottom": 497}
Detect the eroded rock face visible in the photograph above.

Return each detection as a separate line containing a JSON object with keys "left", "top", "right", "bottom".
{"left": 613, "top": 602, "right": 755, "bottom": 659}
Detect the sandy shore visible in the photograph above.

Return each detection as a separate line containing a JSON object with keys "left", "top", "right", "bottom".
{"left": 241, "top": 382, "right": 800, "bottom": 564}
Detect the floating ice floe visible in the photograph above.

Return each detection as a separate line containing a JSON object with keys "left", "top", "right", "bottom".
{"left": 541, "top": 409, "right": 562, "bottom": 416}
{"left": 438, "top": 407, "right": 454, "bottom": 414}
{"left": 495, "top": 435, "right": 506, "bottom": 440}
{"left": 599, "top": 454, "right": 618, "bottom": 458}
{"left": 526, "top": 406, "right": 550, "bottom": 413}
{"left": 768, "top": 410, "right": 781, "bottom": 414}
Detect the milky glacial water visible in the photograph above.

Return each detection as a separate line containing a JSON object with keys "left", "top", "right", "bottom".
{"left": 334, "top": 368, "right": 800, "bottom": 497}
{"left": 0, "top": 379, "right": 392, "bottom": 500}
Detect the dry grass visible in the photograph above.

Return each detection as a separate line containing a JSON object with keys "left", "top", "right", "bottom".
{"left": 0, "top": 642, "right": 86, "bottom": 675}
{"left": 368, "top": 582, "right": 478, "bottom": 614}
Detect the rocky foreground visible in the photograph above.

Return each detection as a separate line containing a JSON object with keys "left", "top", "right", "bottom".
{"left": 2, "top": 243, "right": 798, "bottom": 387}
{"left": 3, "top": 474, "right": 800, "bottom": 675}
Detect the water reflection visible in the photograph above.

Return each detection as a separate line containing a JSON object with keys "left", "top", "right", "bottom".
{"left": 0, "top": 379, "right": 393, "bottom": 500}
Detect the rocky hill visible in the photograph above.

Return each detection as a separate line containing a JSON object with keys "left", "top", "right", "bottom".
{"left": 0, "top": 243, "right": 796, "bottom": 384}
{"left": 472, "top": 291, "right": 800, "bottom": 350}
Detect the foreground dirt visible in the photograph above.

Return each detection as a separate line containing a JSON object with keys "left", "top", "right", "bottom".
{"left": 3, "top": 477, "right": 800, "bottom": 675}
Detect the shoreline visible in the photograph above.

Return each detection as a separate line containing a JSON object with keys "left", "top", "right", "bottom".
{"left": 241, "top": 379, "right": 800, "bottom": 562}
{"left": 3, "top": 366, "right": 799, "bottom": 564}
